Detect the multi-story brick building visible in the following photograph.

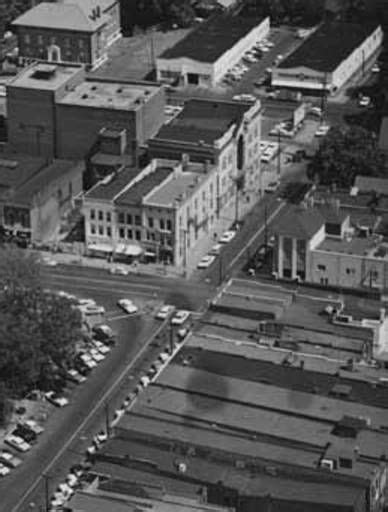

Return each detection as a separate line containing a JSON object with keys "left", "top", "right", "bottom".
{"left": 12, "top": 0, "right": 121, "bottom": 69}
{"left": 6, "top": 62, "right": 165, "bottom": 160}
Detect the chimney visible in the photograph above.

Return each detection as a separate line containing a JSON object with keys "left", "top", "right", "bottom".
{"left": 96, "top": 5, "right": 101, "bottom": 17}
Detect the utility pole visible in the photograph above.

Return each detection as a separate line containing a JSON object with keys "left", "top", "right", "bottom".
{"left": 277, "top": 130, "right": 281, "bottom": 177}
{"left": 42, "top": 474, "right": 51, "bottom": 512}
{"left": 105, "top": 402, "right": 110, "bottom": 438}
{"left": 264, "top": 204, "right": 268, "bottom": 248}
{"left": 320, "top": 72, "right": 328, "bottom": 119}
{"left": 169, "top": 324, "right": 174, "bottom": 354}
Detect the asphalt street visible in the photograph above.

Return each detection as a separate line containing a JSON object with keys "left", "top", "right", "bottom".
{"left": 1, "top": 268, "right": 205, "bottom": 512}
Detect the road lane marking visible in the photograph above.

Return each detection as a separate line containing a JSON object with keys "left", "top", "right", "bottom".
{"left": 11, "top": 318, "right": 168, "bottom": 512}
{"left": 227, "top": 202, "right": 286, "bottom": 270}
{"left": 44, "top": 282, "right": 156, "bottom": 298}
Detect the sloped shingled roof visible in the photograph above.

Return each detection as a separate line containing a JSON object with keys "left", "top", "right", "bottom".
{"left": 160, "top": 13, "right": 265, "bottom": 63}
{"left": 12, "top": 1, "right": 109, "bottom": 32}
{"left": 278, "top": 22, "right": 380, "bottom": 73}
{"left": 155, "top": 99, "right": 253, "bottom": 145}
{"left": 115, "top": 167, "right": 173, "bottom": 207}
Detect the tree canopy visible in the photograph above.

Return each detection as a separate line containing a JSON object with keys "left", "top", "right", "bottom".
{"left": 0, "top": 246, "right": 82, "bottom": 425}
{"left": 307, "top": 125, "right": 386, "bottom": 188}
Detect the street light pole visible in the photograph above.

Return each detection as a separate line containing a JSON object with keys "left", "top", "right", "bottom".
{"left": 277, "top": 130, "right": 281, "bottom": 177}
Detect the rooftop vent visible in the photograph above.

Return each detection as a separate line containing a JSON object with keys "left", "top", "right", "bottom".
{"left": 31, "top": 65, "right": 57, "bottom": 80}
{"left": 81, "top": 94, "right": 88, "bottom": 99}
{"left": 91, "top": 85, "right": 97, "bottom": 91}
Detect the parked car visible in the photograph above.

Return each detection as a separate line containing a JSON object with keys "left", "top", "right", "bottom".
{"left": 92, "top": 324, "right": 115, "bottom": 344}
{"left": 156, "top": 304, "right": 175, "bottom": 320}
{"left": 45, "top": 391, "right": 69, "bottom": 408}
{"left": 41, "top": 256, "right": 58, "bottom": 267}
{"left": 209, "top": 243, "right": 222, "bottom": 255}
{"left": 265, "top": 181, "right": 280, "bottom": 193}
{"left": 109, "top": 265, "right": 129, "bottom": 275}
{"left": 0, "top": 463, "right": 10, "bottom": 477}
{"left": 89, "top": 348, "right": 105, "bottom": 363}
{"left": 197, "top": 255, "right": 216, "bottom": 269}
{"left": 359, "top": 95, "right": 371, "bottom": 107}
{"left": 372, "top": 64, "right": 380, "bottom": 73}
{"left": 171, "top": 310, "right": 190, "bottom": 325}
{"left": 66, "top": 368, "right": 86, "bottom": 384}
{"left": 92, "top": 340, "right": 110, "bottom": 355}
{"left": 309, "top": 106, "right": 323, "bottom": 117}
{"left": 78, "top": 353, "right": 97, "bottom": 370}
{"left": 5, "top": 434, "right": 31, "bottom": 452}
{"left": 117, "top": 298, "right": 138, "bottom": 314}
{"left": 315, "top": 124, "right": 330, "bottom": 137}
{"left": 219, "top": 230, "right": 237, "bottom": 244}
{"left": 0, "top": 450, "right": 22, "bottom": 468}
{"left": 158, "top": 351, "right": 170, "bottom": 363}
{"left": 12, "top": 426, "right": 37, "bottom": 444}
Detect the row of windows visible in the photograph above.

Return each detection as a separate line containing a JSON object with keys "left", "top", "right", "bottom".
{"left": 90, "top": 210, "right": 111, "bottom": 222}
{"left": 90, "top": 224, "right": 111, "bottom": 237}
{"left": 24, "top": 34, "right": 86, "bottom": 48}
{"left": 91, "top": 209, "right": 174, "bottom": 231}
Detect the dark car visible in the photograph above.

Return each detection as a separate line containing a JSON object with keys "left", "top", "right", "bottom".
{"left": 12, "top": 426, "right": 37, "bottom": 444}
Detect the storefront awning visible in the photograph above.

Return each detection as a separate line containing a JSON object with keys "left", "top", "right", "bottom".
{"left": 272, "top": 79, "right": 331, "bottom": 90}
{"left": 88, "top": 243, "right": 113, "bottom": 253}
{"left": 115, "top": 244, "right": 143, "bottom": 256}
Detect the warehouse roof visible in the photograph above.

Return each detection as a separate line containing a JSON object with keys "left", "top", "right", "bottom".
{"left": 155, "top": 99, "right": 255, "bottom": 146}
{"left": 278, "top": 22, "right": 381, "bottom": 72}
{"left": 115, "top": 167, "right": 173, "bottom": 206}
{"left": 159, "top": 13, "right": 266, "bottom": 63}
{"left": 12, "top": 1, "right": 109, "bottom": 32}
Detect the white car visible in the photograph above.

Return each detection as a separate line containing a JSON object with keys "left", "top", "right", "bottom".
{"left": 67, "top": 368, "right": 86, "bottom": 384}
{"left": 197, "top": 255, "right": 216, "bottom": 269}
{"left": 0, "top": 450, "right": 22, "bottom": 468}
{"left": 89, "top": 348, "right": 105, "bottom": 363}
{"left": 77, "top": 298, "right": 97, "bottom": 307}
{"left": 41, "top": 256, "right": 58, "bottom": 267}
{"left": 79, "top": 353, "right": 97, "bottom": 369}
{"left": 372, "top": 64, "right": 380, "bottom": 73}
{"left": 45, "top": 391, "right": 69, "bottom": 408}
{"left": 265, "top": 181, "right": 280, "bottom": 193}
{"left": 315, "top": 124, "right": 330, "bottom": 137}
{"left": 209, "top": 243, "right": 222, "bottom": 255}
{"left": 0, "top": 463, "right": 10, "bottom": 477}
{"left": 139, "top": 375, "right": 151, "bottom": 388}
{"left": 171, "top": 309, "right": 190, "bottom": 325}
{"left": 109, "top": 266, "right": 129, "bottom": 275}
{"left": 158, "top": 351, "right": 170, "bottom": 363}
{"left": 92, "top": 340, "right": 110, "bottom": 354}
{"left": 309, "top": 106, "right": 323, "bottom": 117}
{"left": 118, "top": 298, "right": 138, "bottom": 314}
{"left": 21, "top": 419, "right": 44, "bottom": 435}
{"left": 359, "top": 95, "right": 371, "bottom": 107}
{"left": 233, "top": 93, "right": 256, "bottom": 102}
{"left": 219, "top": 230, "right": 237, "bottom": 244}
{"left": 66, "top": 473, "right": 79, "bottom": 488}
{"left": 156, "top": 304, "right": 175, "bottom": 320}
{"left": 78, "top": 304, "right": 105, "bottom": 316}
{"left": 5, "top": 434, "right": 31, "bottom": 452}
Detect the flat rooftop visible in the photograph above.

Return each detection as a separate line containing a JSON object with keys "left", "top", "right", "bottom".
{"left": 317, "top": 235, "right": 388, "bottom": 260}
{"left": 159, "top": 13, "right": 266, "bottom": 63}
{"left": 145, "top": 170, "right": 208, "bottom": 208}
{"left": 9, "top": 63, "right": 83, "bottom": 91}
{"left": 84, "top": 167, "right": 141, "bottom": 202}
{"left": 154, "top": 99, "right": 255, "bottom": 146}
{"left": 59, "top": 80, "right": 161, "bottom": 110}
{"left": 278, "top": 22, "right": 381, "bottom": 72}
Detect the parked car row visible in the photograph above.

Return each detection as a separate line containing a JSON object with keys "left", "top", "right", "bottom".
{"left": 196, "top": 229, "right": 237, "bottom": 270}
{"left": 221, "top": 36, "right": 275, "bottom": 86}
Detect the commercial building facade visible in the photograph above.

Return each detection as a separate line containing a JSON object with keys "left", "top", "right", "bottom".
{"left": 156, "top": 13, "right": 270, "bottom": 87}
{"left": 6, "top": 62, "right": 165, "bottom": 160}
{"left": 82, "top": 157, "right": 224, "bottom": 267}
{"left": 272, "top": 22, "right": 383, "bottom": 93}
{"left": 12, "top": 0, "right": 121, "bottom": 69}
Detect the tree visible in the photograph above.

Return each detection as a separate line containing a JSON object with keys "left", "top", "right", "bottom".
{"left": 307, "top": 125, "right": 386, "bottom": 188}
{"left": 0, "top": 245, "right": 41, "bottom": 295}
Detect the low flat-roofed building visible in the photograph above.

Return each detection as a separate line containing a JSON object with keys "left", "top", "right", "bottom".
{"left": 0, "top": 154, "right": 83, "bottom": 243}
{"left": 272, "top": 22, "right": 383, "bottom": 93}
{"left": 156, "top": 13, "right": 269, "bottom": 87}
